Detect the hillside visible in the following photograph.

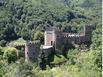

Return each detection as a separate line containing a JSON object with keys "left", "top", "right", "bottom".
{"left": 0, "top": 0, "right": 102, "bottom": 77}
{"left": 0, "top": 0, "right": 102, "bottom": 42}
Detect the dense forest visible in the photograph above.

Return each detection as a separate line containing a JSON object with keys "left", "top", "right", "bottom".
{"left": 0, "top": 0, "right": 102, "bottom": 77}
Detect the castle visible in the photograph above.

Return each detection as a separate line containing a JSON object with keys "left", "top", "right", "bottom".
{"left": 44, "top": 25, "right": 92, "bottom": 53}
{"left": 13, "top": 25, "right": 92, "bottom": 62}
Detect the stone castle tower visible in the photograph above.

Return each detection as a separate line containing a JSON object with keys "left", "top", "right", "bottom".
{"left": 83, "top": 25, "right": 92, "bottom": 42}
{"left": 25, "top": 41, "right": 40, "bottom": 62}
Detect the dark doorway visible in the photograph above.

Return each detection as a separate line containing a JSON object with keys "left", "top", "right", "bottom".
{"left": 51, "top": 41, "right": 53, "bottom": 45}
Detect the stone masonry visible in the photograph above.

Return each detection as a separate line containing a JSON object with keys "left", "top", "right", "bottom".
{"left": 25, "top": 41, "right": 41, "bottom": 62}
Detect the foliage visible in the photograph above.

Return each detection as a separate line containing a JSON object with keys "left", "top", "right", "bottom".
{"left": 0, "top": 40, "right": 6, "bottom": 47}
{"left": 0, "top": 58, "right": 37, "bottom": 77}
{"left": 0, "top": 0, "right": 101, "bottom": 43}
{"left": 3, "top": 47, "right": 17, "bottom": 63}
{"left": 35, "top": 49, "right": 101, "bottom": 77}
{"left": 9, "top": 38, "right": 26, "bottom": 46}
{"left": 34, "top": 31, "right": 44, "bottom": 44}
{"left": 0, "top": 0, "right": 102, "bottom": 77}
{"left": 51, "top": 55, "right": 67, "bottom": 64}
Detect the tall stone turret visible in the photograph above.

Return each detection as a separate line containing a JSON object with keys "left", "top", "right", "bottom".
{"left": 44, "top": 30, "right": 55, "bottom": 46}
{"left": 44, "top": 27, "right": 61, "bottom": 46}
{"left": 84, "top": 25, "right": 92, "bottom": 43}
{"left": 44, "top": 27, "right": 63, "bottom": 50}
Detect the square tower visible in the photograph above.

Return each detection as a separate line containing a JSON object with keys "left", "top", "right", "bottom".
{"left": 44, "top": 29, "right": 56, "bottom": 46}
{"left": 84, "top": 25, "right": 92, "bottom": 43}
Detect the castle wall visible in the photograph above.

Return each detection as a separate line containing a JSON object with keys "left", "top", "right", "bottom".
{"left": 41, "top": 46, "right": 53, "bottom": 56}
{"left": 55, "top": 31, "right": 63, "bottom": 50}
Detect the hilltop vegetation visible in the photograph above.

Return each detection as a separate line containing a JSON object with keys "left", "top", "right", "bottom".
{"left": 0, "top": 0, "right": 102, "bottom": 77}
{"left": 0, "top": 0, "right": 101, "bottom": 42}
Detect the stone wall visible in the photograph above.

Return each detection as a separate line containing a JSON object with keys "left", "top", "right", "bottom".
{"left": 25, "top": 41, "right": 40, "bottom": 62}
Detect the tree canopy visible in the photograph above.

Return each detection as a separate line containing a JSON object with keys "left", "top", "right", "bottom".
{"left": 0, "top": 0, "right": 102, "bottom": 77}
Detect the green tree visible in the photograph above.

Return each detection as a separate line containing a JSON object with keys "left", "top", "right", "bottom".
{"left": 3, "top": 47, "right": 17, "bottom": 63}
{"left": 34, "top": 31, "right": 44, "bottom": 44}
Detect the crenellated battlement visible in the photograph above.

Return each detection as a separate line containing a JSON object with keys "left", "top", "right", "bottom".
{"left": 63, "top": 33, "right": 82, "bottom": 37}
{"left": 26, "top": 41, "right": 40, "bottom": 46}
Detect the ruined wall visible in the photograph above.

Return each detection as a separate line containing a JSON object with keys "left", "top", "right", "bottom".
{"left": 61, "top": 25, "right": 92, "bottom": 44}
{"left": 62, "top": 34, "right": 84, "bottom": 44}
{"left": 25, "top": 41, "right": 40, "bottom": 62}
